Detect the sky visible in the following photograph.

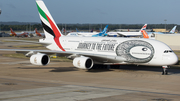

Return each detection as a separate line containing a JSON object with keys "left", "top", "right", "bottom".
{"left": 0, "top": 0, "right": 180, "bottom": 24}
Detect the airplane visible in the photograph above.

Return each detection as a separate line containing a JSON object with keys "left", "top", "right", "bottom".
{"left": 67, "top": 25, "right": 108, "bottom": 37}
{"left": 35, "top": 28, "right": 45, "bottom": 37}
{"left": 0, "top": 0, "right": 178, "bottom": 75}
{"left": 147, "top": 26, "right": 177, "bottom": 38}
{"left": 107, "top": 24, "right": 147, "bottom": 37}
{"left": 92, "top": 25, "right": 108, "bottom": 37}
{"left": 10, "top": 28, "right": 29, "bottom": 37}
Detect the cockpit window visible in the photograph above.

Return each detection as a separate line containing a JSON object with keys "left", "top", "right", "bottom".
{"left": 164, "top": 50, "right": 173, "bottom": 53}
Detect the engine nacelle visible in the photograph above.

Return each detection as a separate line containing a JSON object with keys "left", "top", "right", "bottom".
{"left": 30, "top": 53, "right": 50, "bottom": 66}
{"left": 73, "top": 57, "right": 93, "bottom": 69}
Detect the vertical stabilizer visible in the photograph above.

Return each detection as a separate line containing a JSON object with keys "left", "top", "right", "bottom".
{"left": 169, "top": 26, "right": 177, "bottom": 34}
{"left": 142, "top": 30, "right": 149, "bottom": 38}
{"left": 35, "top": 28, "right": 42, "bottom": 36}
{"left": 10, "top": 28, "right": 17, "bottom": 36}
{"left": 36, "top": 0, "right": 63, "bottom": 39}
{"left": 92, "top": 25, "right": 108, "bottom": 37}
{"left": 36, "top": 0, "right": 65, "bottom": 51}
{"left": 140, "top": 24, "right": 147, "bottom": 32}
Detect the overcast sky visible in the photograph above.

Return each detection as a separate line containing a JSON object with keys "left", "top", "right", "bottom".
{"left": 0, "top": 0, "right": 180, "bottom": 24}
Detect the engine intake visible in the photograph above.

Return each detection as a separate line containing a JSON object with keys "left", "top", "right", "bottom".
{"left": 30, "top": 53, "right": 50, "bottom": 66}
{"left": 73, "top": 57, "right": 93, "bottom": 69}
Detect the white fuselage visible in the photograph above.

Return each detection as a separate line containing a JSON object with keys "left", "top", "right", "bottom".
{"left": 107, "top": 32, "right": 142, "bottom": 37}
{"left": 41, "top": 36, "right": 178, "bottom": 66}
{"left": 67, "top": 32, "right": 99, "bottom": 37}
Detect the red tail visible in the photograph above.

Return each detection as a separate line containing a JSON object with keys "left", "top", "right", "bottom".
{"left": 35, "top": 28, "right": 42, "bottom": 36}
{"left": 10, "top": 28, "right": 17, "bottom": 36}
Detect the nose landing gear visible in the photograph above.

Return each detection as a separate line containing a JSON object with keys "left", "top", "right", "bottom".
{"left": 162, "top": 66, "right": 169, "bottom": 75}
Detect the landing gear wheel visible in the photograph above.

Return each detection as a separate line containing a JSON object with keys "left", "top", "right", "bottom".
{"left": 162, "top": 71, "right": 165, "bottom": 75}
{"left": 165, "top": 70, "right": 168, "bottom": 75}
{"left": 162, "top": 66, "right": 169, "bottom": 75}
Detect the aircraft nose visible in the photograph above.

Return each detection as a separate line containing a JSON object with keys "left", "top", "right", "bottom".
{"left": 168, "top": 53, "right": 178, "bottom": 65}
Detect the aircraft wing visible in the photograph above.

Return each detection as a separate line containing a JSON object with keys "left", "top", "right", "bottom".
{"left": 0, "top": 49, "right": 126, "bottom": 64}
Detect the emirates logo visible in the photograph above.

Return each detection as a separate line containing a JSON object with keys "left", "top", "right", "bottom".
{"left": 34, "top": 57, "right": 37, "bottom": 63}
{"left": 77, "top": 60, "right": 81, "bottom": 66}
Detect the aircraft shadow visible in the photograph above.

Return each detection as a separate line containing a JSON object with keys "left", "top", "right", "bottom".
{"left": 87, "top": 68, "right": 114, "bottom": 73}
{"left": 110, "top": 65, "right": 180, "bottom": 75}
{"left": 17, "top": 67, "right": 56, "bottom": 69}
{"left": 50, "top": 67, "right": 113, "bottom": 73}
{"left": 18, "top": 66, "right": 79, "bottom": 72}
{"left": 50, "top": 67, "right": 78, "bottom": 72}
{"left": 17, "top": 65, "right": 180, "bottom": 74}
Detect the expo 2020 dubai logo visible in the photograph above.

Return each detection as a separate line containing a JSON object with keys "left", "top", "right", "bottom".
{"left": 116, "top": 40, "right": 155, "bottom": 63}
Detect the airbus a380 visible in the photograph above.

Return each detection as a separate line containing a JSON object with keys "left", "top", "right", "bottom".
{"left": 0, "top": 0, "right": 178, "bottom": 75}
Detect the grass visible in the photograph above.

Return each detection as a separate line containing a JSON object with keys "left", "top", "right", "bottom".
{"left": 3, "top": 53, "right": 29, "bottom": 59}
{"left": 14, "top": 44, "right": 45, "bottom": 49}
{"left": 2, "top": 53, "right": 72, "bottom": 62}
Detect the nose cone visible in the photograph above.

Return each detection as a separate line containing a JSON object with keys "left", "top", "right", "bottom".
{"left": 165, "top": 53, "right": 179, "bottom": 65}
{"left": 172, "top": 53, "right": 179, "bottom": 65}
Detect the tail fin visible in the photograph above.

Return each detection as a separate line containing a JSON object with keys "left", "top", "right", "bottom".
{"left": 10, "top": 28, "right": 17, "bottom": 36}
{"left": 35, "top": 28, "right": 42, "bottom": 36}
{"left": 140, "top": 24, "right": 147, "bottom": 32}
{"left": 99, "top": 28, "right": 102, "bottom": 32}
{"left": 36, "top": 0, "right": 63, "bottom": 39}
{"left": 92, "top": 25, "right": 108, "bottom": 37}
{"left": 36, "top": 0, "right": 65, "bottom": 51}
{"left": 142, "top": 30, "right": 149, "bottom": 38}
{"left": 102, "top": 25, "right": 108, "bottom": 34}
{"left": 76, "top": 28, "right": 79, "bottom": 32}
{"left": 90, "top": 29, "right": 93, "bottom": 32}
{"left": 169, "top": 26, "right": 177, "bottom": 34}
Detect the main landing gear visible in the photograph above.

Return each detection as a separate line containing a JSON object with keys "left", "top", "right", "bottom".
{"left": 162, "top": 66, "right": 169, "bottom": 75}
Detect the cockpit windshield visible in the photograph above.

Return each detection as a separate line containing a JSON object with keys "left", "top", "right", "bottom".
{"left": 164, "top": 50, "right": 173, "bottom": 53}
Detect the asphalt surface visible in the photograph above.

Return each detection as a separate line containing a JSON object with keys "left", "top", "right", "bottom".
{"left": 0, "top": 37, "right": 180, "bottom": 101}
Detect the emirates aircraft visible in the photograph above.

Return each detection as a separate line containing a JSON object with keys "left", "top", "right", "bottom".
{"left": 0, "top": 0, "right": 178, "bottom": 75}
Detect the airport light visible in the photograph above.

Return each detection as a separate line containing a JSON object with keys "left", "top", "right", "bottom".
{"left": 0, "top": 9, "right": 1, "bottom": 33}
{"left": 164, "top": 19, "right": 167, "bottom": 34}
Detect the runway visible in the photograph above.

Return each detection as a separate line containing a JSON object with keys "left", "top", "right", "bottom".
{"left": 0, "top": 37, "right": 180, "bottom": 101}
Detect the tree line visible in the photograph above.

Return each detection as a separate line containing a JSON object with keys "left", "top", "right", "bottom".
{"left": 0, "top": 23, "right": 179, "bottom": 32}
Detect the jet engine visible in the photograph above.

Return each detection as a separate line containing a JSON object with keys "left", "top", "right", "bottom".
{"left": 73, "top": 56, "right": 93, "bottom": 69}
{"left": 30, "top": 53, "right": 50, "bottom": 66}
